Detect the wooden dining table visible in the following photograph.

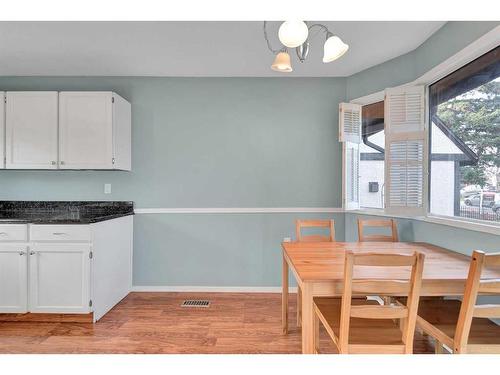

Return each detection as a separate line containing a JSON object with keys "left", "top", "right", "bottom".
{"left": 281, "top": 241, "right": 500, "bottom": 354}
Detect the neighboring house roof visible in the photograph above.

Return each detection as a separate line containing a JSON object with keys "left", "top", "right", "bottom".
{"left": 361, "top": 115, "right": 478, "bottom": 165}
{"left": 431, "top": 115, "right": 479, "bottom": 165}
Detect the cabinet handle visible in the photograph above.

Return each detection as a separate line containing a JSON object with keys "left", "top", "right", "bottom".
{"left": 52, "top": 232, "right": 67, "bottom": 235}
{"left": 19, "top": 251, "right": 26, "bottom": 256}
{"left": 29, "top": 251, "right": 35, "bottom": 255}
{"left": 51, "top": 161, "right": 56, "bottom": 165}
{"left": 0, "top": 232, "right": 7, "bottom": 236}
{"left": 60, "top": 161, "right": 65, "bottom": 165}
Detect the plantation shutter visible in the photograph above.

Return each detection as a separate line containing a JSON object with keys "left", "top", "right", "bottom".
{"left": 384, "top": 85, "right": 427, "bottom": 215}
{"left": 343, "top": 141, "right": 360, "bottom": 210}
{"left": 339, "top": 103, "right": 362, "bottom": 143}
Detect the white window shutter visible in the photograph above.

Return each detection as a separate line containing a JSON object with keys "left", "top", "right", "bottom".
{"left": 343, "top": 141, "right": 360, "bottom": 210}
{"left": 384, "top": 85, "right": 427, "bottom": 215}
{"left": 339, "top": 103, "right": 362, "bottom": 143}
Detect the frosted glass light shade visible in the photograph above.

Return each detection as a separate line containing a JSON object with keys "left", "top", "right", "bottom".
{"left": 271, "top": 52, "right": 293, "bottom": 72}
{"left": 278, "top": 21, "right": 308, "bottom": 48}
{"left": 323, "top": 35, "right": 349, "bottom": 63}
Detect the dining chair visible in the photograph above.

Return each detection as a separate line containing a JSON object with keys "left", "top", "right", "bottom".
{"left": 416, "top": 250, "right": 500, "bottom": 354}
{"left": 295, "top": 219, "right": 335, "bottom": 328}
{"left": 313, "top": 250, "right": 425, "bottom": 354}
{"left": 357, "top": 219, "right": 398, "bottom": 242}
{"left": 296, "top": 219, "right": 335, "bottom": 243}
{"left": 358, "top": 218, "right": 400, "bottom": 306}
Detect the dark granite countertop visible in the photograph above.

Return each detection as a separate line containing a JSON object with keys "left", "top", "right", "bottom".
{"left": 0, "top": 201, "right": 134, "bottom": 224}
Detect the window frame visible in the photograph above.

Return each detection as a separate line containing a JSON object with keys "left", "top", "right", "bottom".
{"left": 356, "top": 96, "right": 386, "bottom": 210}
{"left": 345, "top": 25, "right": 500, "bottom": 234}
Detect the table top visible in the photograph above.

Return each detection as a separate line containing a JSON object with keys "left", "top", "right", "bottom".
{"left": 282, "top": 241, "right": 500, "bottom": 283}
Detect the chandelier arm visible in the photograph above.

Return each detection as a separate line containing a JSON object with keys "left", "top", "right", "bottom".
{"left": 263, "top": 21, "right": 284, "bottom": 54}
{"left": 307, "top": 23, "right": 332, "bottom": 41}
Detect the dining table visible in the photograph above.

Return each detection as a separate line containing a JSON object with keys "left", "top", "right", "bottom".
{"left": 281, "top": 241, "right": 500, "bottom": 354}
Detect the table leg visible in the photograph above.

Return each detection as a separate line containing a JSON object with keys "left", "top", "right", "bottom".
{"left": 297, "top": 287, "right": 302, "bottom": 328}
{"left": 282, "top": 252, "right": 289, "bottom": 335}
{"left": 301, "top": 282, "right": 314, "bottom": 354}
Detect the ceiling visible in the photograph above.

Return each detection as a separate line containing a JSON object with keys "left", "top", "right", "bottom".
{"left": 0, "top": 21, "right": 446, "bottom": 77}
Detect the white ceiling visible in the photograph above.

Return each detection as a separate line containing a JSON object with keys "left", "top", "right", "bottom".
{"left": 0, "top": 21, "right": 445, "bottom": 77}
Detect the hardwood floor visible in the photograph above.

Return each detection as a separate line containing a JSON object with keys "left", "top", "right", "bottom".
{"left": 0, "top": 292, "right": 436, "bottom": 354}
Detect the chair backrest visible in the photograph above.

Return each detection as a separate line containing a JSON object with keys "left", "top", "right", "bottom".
{"left": 357, "top": 219, "right": 398, "bottom": 242}
{"left": 339, "top": 250, "right": 425, "bottom": 354}
{"left": 295, "top": 219, "right": 335, "bottom": 242}
{"left": 454, "top": 250, "right": 500, "bottom": 353}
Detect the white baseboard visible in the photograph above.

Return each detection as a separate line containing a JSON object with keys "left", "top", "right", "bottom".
{"left": 131, "top": 285, "right": 298, "bottom": 293}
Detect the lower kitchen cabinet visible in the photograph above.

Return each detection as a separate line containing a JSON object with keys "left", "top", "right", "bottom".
{"left": 0, "top": 244, "right": 28, "bottom": 313}
{"left": 0, "top": 215, "right": 133, "bottom": 322}
{"left": 28, "top": 243, "right": 91, "bottom": 314}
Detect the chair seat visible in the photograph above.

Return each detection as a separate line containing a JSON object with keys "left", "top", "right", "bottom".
{"left": 417, "top": 299, "right": 500, "bottom": 348}
{"left": 314, "top": 297, "right": 405, "bottom": 348}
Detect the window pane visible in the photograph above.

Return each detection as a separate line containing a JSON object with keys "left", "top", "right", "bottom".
{"left": 360, "top": 101, "right": 385, "bottom": 208}
{"left": 429, "top": 46, "right": 500, "bottom": 222}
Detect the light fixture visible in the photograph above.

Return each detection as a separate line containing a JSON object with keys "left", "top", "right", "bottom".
{"left": 323, "top": 33, "right": 349, "bottom": 63}
{"left": 278, "top": 21, "right": 308, "bottom": 48}
{"left": 263, "top": 21, "right": 349, "bottom": 73}
{"left": 271, "top": 50, "right": 293, "bottom": 72}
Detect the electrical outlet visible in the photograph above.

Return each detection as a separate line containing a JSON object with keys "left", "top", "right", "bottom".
{"left": 283, "top": 237, "right": 291, "bottom": 243}
{"left": 104, "top": 184, "right": 112, "bottom": 194}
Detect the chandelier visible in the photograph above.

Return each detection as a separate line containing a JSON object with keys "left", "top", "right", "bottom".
{"left": 263, "top": 21, "right": 349, "bottom": 73}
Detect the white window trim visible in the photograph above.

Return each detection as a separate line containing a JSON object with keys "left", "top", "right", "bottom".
{"left": 346, "top": 25, "right": 500, "bottom": 233}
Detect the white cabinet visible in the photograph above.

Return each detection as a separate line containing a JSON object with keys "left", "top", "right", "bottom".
{"left": 0, "top": 244, "right": 28, "bottom": 313}
{"left": 5, "top": 92, "right": 59, "bottom": 169}
{"left": 0, "top": 92, "right": 4, "bottom": 169}
{"left": 1, "top": 91, "right": 131, "bottom": 171}
{"left": 29, "top": 243, "right": 91, "bottom": 314}
{"left": 59, "top": 92, "right": 131, "bottom": 170}
{"left": 0, "top": 217, "right": 133, "bottom": 321}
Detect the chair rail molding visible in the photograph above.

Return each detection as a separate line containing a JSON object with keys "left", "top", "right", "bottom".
{"left": 134, "top": 207, "right": 344, "bottom": 214}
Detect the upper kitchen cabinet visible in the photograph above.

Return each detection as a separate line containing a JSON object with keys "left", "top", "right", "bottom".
{"left": 5, "top": 92, "right": 59, "bottom": 169}
{"left": 59, "top": 92, "right": 131, "bottom": 170}
{"left": 0, "top": 92, "right": 4, "bottom": 169}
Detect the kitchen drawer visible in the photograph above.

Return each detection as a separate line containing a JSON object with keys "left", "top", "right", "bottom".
{"left": 0, "top": 224, "right": 28, "bottom": 242}
{"left": 30, "top": 225, "right": 91, "bottom": 242}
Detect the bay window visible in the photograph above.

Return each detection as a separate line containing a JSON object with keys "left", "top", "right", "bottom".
{"left": 429, "top": 46, "right": 499, "bottom": 222}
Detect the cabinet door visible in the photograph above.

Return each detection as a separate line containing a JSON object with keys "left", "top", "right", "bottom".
{"left": 0, "top": 244, "right": 28, "bottom": 313}
{"left": 0, "top": 92, "right": 5, "bottom": 169}
{"left": 5, "top": 92, "right": 58, "bottom": 169}
{"left": 59, "top": 92, "right": 113, "bottom": 169}
{"left": 29, "top": 243, "right": 91, "bottom": 313}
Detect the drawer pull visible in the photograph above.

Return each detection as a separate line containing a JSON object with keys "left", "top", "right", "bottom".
{"left": 19, "top": 251, "right": 26, "bottom": 256}
{"left": 52, "top": 232, "right": 67, "bottom": 236}
{"left": 0, "top": 232, "right": 7, "bottom": 236}
{"left": 29, "top": 251, "right": 36, "bottom": 255}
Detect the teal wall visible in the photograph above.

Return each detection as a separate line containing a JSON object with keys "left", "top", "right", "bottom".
{"left": 0, "top": 77, "right": 346, "bottom": 287}
{"left": 0, "top": 77, "right": 345, "bottom": 208}
{"left": 135, "top": 213, "right": 344, "bottom": 286}
{"left": 0, "top": 21, "right": 498, "bottom": 287}
{"left": 346, "top": 21, "right": 499, "bottom": 100}
{"left": 345, "top": 213, "right": 499, "bottom": 256}
{"left": 344, "top": 20, "right": 499, "bottom": 265}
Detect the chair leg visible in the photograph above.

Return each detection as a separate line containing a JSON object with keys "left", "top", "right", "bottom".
{"left": 313, "top": 312, "right": 320, "bottom": 354}
{"left": 297, "top": 286, "right": 302, "bottom": 328}
{"left": 435, "top": 340, "right": 444, "bottom": 354}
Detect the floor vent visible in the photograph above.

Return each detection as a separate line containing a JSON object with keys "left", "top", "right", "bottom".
{"left": 181, "top": 300, "right": 210, "bottom": 308}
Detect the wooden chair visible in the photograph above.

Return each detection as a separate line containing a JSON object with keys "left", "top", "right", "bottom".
{"left": 296, "top": 219, "right": 335, "bottom": 243}
{"left": 295, "top": 219, "right": 335, "bottom": 328}
{"left": 357, "top": 219, "right": 398, "bottom": 242}
{"left": 416, "top": 250, "right": 500, "bottom": 354}
{"left": 313, "top": 250, "right": 425, "bottom": 354}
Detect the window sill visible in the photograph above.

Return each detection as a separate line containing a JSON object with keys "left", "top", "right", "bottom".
{"left": 422, "top": 215, "right": 500, "bottom": 236}
{"left": 348, "top": 209, "right": 500, "bottom": 236}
